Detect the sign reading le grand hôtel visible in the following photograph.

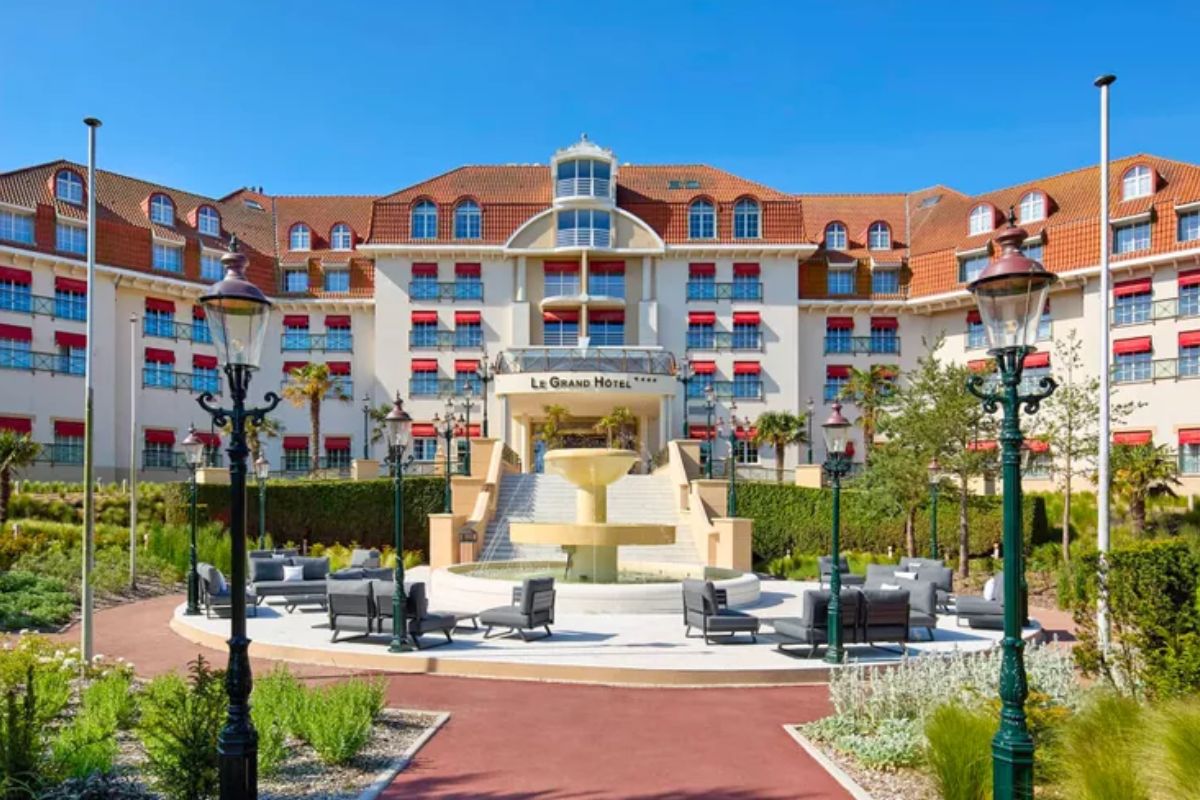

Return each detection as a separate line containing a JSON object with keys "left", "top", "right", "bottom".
{"left": 529, "top": 374, "right": 633, "bottom": 390}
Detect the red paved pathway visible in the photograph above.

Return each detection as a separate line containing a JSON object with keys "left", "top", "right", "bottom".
{"left": 54, "top": 595, "right": 851, "bottom": 800}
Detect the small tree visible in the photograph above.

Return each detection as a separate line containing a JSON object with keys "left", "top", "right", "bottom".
{"left": 751, "top": 411, "right": 807, "bottom": 484}
{"left": 594, "top": 406, "right": 636, "bottom": 449}
{"left": 539, "top": 404, "right": 570, "bottom": 451}
{"left": 223, "top": 415, "right": 280, "bottom": 464}
{"left": 856, "top": 440, "right": 931, "bottom": 557}
{"left": 282, "top": 363, "right": 349, "bottom": 474}
{"left": 1111, "top": 443, "right": 1181, "bottom": 536}
{"left": 0, "top": 430, "right": 40, "bottom": 523}
{"left": 838, "top": 364, "right": 896, "bottom": 460}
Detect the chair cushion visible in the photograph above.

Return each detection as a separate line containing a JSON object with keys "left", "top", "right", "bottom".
{"left": 957, "top": 595, "right": 1003, "bottom": 617}
{"left": 350, "top": 548, "right": 381, "bottom": 568}
{"left": 705, "top": 612, "right": 760, "bottom": 633}
{"left": 480, "top": 606, "right": 531, "bottom": 629}
{"left": 774, "top": 617, "right": 821, "bottom": 644}
{"left": 255, "top": 579, "right": 328, "bottom": 596}
{"left": 291, "top": 556, "right": 330, "bottom": 581}
{"left": 330, "top": 568, "right": 366, "bottom": 581}
{"left": 910, "top": 611, "right": 937, "bottom": 628}
{"left": 364, "top": 567, "right": 394, "bottom": 580}
{"left": 520, "top": 577, "right": 555, "bottom": 615}
{"left": 412, "top": 612, "right": 457, "bottom": 634}
{"left": 250, "top": 558, "right": 285, "bottom": 582}
{"left": 282, "top": 565, "right": 305, "bottom": 582}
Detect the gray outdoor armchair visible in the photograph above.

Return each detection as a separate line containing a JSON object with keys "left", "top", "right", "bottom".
{"left": 196, "top": 563, "right": 258, "bottom": 619}
{"left": 956, "top": 571, "right": 1005, "bottom": 629}
{"left": 774, "top": 589, "right": 861, "bottom": 657}
{"left": 682, "top": 578, "right": 760, "bottom": 644}
{"left": 818, "top": 556, "right": 865, "bottom": 589}
{"left": 480, "top": 577, "right": 556, "bottom": 641}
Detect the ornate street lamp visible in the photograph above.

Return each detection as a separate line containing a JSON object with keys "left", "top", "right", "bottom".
{"left": 477, "top": 354, "right": 494, "bottom": 438}
{"left": 360, "top": 393, "right": 371, "bottom": 460}
{"left": 720, "top": 402, "right": 743, "bottom": 517}
{"left": 675, "top": 360, "right": 695, "bottom": 439}
{"left": 460, "top": 383, "right": 474, "bottom": 476}
{"left": 927, "top": 457, "right": 941, "bottom": 560}
{"left": 703, "top": 383, "right": 716, "bottom": 479}
{"left": 196, "top": 237, "right": 280, "bottom": 799}
{"left": 384, "top": 392, "right": 415, "bottom": 653}
{"left": 254, "top": 454, "right": 270, "bottom": 549}
{"left": 433, "top": 396, "right": 454, "bottom": 513}
{"left": 965, "top": 217, "right": 1057, "bottom": 799}
{"left": 806, "top": 396, "right": 815, "bottom": 464}
{"left": 180, "top": 424, "right": 206, "bottom": 616}
{"left": 821, "top": 401, "right": 853, "bottom": 665}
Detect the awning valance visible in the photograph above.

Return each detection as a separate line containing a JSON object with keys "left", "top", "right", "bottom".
{"left": 1024, "top": 352, "right": 1050, "bottom": 369}
{"left": 732, "top": 311, "right": 760, "bottom": 324}
{"left": 688, "top": 312, "right": 716, "bottom": 325}
{"left": 688, "top": 263, "right": 716, "bottom": 277}
{"left": 283, "top": 436, "right": 310, "bottom": 449}
{"left": 870, "top": 316, "right": 898, "bottom": 330}
{"left": 825, "top": 317, "right": 854, "bottom": 330}
{"left": 193, "top": 354, "right": 218, "bottom": 369}
{"left": 455, "top": 311, "right": 481, "bottom": 324}
{"left": 1113, "top": 337, "right": 1152, "bottom": 355}
{"left": 327, "top": 361, "right": 351, "bottom": 375}
{"left": 144, "top": 428, "right": 175, "bottom": 445}
{"left": 1114, "top": 431, "right": 1153, "bottom": 445}
{"left": 55, "top": 276, "right": 88, "bottom": 293}
{"left": 733, "top": 361, "right": 760, "bottom": 374}
{"left": 733, "top": 263, "right": 760, "bottom": 276}
{"left": 1113, "top": 277, "right": 1152, "bottom": 297}
{"left": 325, "top": 436, "right": 351, "bottom": 451}
{"left": 55, "top": 331, "right": 86, "bottom": 348}
{"left": 411, "top": 311, "right": 438, "bottom": 324}
{"left": 145, "top": 347, "right": 175, "bottom": 364}
{"left": 690, "top": 361, "right": 716, "bottom": 374}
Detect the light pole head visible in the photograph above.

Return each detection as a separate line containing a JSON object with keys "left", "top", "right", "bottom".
{"left": 968, "top": 214, "right": 1057, "bottom": 352}
{"left": 822, "top": 402, "right": 852, "bottom": 458}
{"left": 807, "top": 396, "right": 815, "bottom": 415}
{"left": 361, "top": 393, "right": 371, "bottom": 412}
{"left": 181, "top": 424, "right": 206, "bottom": 470}
{"left": 385, "top": 391, "right": 413, "bottom": 450}
{"left": 928, "top": 457, "right": 941, "bottom": 487}
{"left": 703, "top": 383, "right": 715, "bottom": 409}
{"left": 254, "top": 454, "right": 271, "bottom": 482}
{"left": 199, "top": 237, "right": 272, "bottom": 369}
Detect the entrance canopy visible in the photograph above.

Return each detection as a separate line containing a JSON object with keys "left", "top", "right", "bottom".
{"left": 494, "top": 346, "right": 676, "bottom": 417}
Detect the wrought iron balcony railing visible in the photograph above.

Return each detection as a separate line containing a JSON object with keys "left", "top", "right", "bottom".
{"left": 280, "top": 332, "right": 353, "bottom": 352}
{"left": 685, "top": 282, "right": 763, "bottom": 301}
{"left": 685, "top": 330, "right": 762, "bottom": 351}
{"left": 408, "top": 281, "right": 484, "bottom": 302}
{"left": 0, "top": 350, "right": 84, "bottom": 376}
{"left": 823, "top": 336, "right": 901, "bottom": 355}
{"left": 143, "top": 369, "right": 222, "bottom": 394}
{"left": 0, "top": 289, "right": 87, "bottom": 321}
{"left": 143, "top": 317, "right": 213, "bottom": 343}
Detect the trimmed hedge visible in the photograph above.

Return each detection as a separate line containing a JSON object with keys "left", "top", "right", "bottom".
{"left": 162, "top": 477, "right": 446, "bottom": 553}
{"left": 737, "top": 482, "right": 1048, "bottom": 562}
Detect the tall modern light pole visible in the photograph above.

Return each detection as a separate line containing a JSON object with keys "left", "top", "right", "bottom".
{"left": 703, "top": 383, "right": 716, "bottom": 479}
{"left": 80, "top": 116, "right": 101, "bottom": 662}
{"left": 197, "top": 237, "right": 280, "bottom": 800}
{"left": 821, "top": 402, "right": 852, "bottom": 665}
{"left": 384, "top": 393, "right": 414, "bottom": 653}
{"left": 180, "top": 425, "right": 205, "bottom": 616}
{"left": 927, "top": 458, "right": 941, "bottom": 560}
{"left": 254, "top": 455, "right": 270, "bottom": 549}
{"left": 129, "top": 312, "right": 138, "bottom": 591}
{"left": 1095, "top": 73, "right": 1116, "bottom": 655}
{"left": 806, "top": 396, "right": 815, "bottom": 464}
{"left": 966, "top": 218, "right": 1058, "bottom": 800}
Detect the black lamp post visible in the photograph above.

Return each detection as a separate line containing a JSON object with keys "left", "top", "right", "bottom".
{"left": 806, "top": 396, "right": 815, "bottom": 464}
{"left": 180, "top": 424, "right": 205, "bottom": 616}
{"left": 821, "top": 402, "right": 852, "bottom": 665}
{"left": 927, "top": 458, "right": 941, "bottom": 560}
{"left": 384, "top": 393, "right": 415, "bottom": 653}
{"left": 477, "top": 354, "right": 493, "bottom": 438}
{"left": 460, "top": 384, "right": 474, "bottom": 476}
{"left": 433, "top": 396, "right": 454, "bottom": 513}
{"left": 965, "top": 217, "right": 1058, "bottom": 800}
{"left": 254, "top": 455, "right": 270, "bottom": 549}
{"left": 703, "top": 383, "right": 716, "bottom": 479}
{"left": 676, "top": 360, "right": 694, "bottom": 439}
{"left": 360, "top": 393, "right": 371, "bottom": 460}
{"left": 196, "top": 237, "right": 280, "bottom": 800}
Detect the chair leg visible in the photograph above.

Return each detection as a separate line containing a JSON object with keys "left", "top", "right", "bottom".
{"left": 444, "top": 630, "right": 453, "bottom": 644}
{"left": 331, "top": 629, "right": 339, "bottom": 643}
{"left": 544, "top": 625, "right": 552, "bottom": 638}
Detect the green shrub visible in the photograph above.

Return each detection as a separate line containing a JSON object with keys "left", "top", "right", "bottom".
{"left": 1, "top": 666, "right": 44, "bottom": 800}
{"left": 137, "top": 656, "right": 225, "bottom": 800}
{"left": 36, "top": 772, "right": 156, "bottom": 800}
{"left": 924, "top": 703, "right": 993, "bottom": 800}
{"left": 0, "top": 572, "right": 74, "bottom": 631}
{"left": 295, "top": 677, "right": 385, "bottom": 766}
{"left": 762, "top": 550, "right": 896, "bottom": 580}
{"left": 80, "top": 670, "right": 136, "bottom": 732}
{"left": 48, "top": 711, "right": 118, "bottom": 781}
{"left": 143, "top": 521, "right": 239, "bottom": 579}
{"left": 250, "top": 666, "right": 304, "bottom": 778}
{"left": 1149, "top": 695, "right": 1200, "bottom": 798}
{"left": 1059, "top": 691, "right": 1148, "bottom": 800}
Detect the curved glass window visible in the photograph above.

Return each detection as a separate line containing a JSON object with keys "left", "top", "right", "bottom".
{"left": 825, "top": 222, "right": 847, "bottom": 250}
{"left": 454, "top": 201, "right": 481, "bottom": 239}
{"left": 868, "top": 221, "right": 891, "bottom": 250}
{"left": 1018, "top": 192, "right": 1045, "bottom": 224}
{"left": 968, "top": 205, "right": 992, "bottom": 235}
{"left": 412, "top": 200, "right": 438, "bottom": 239}
{"left": 289, "top": 223, "right": 311, "bottom": 251}
{"left": 555, "top": 209, "right": 610, "bottom": 247}
{"left": 330, "top": 223, "right": 353, "bottom": 250}
{"left": 55, "top": 170, "right": 84, "bottom": 204}
{"left": 733, "top": 198, "right": 760, "bottom": 239}
{"left": 150, "top": 194, "right": 175, "bottom": 226}
{"left": 1123, "top": 165, "right": 1152, "bottom": 200}
{"left": 197, "top": 206, "right": 221, "bottom": 236}
{"left": 555, "top": 159, "right": 611, "bottom": 198}
{"left": 689, "top": 199, "right": 715, "bottom": 239}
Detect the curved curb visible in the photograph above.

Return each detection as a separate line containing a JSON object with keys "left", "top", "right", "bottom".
{"left": 783, "top": 726, "right": 874, "bottom": 800}
{"left": 356, "top": 711, "right": 450, "bottom": 800}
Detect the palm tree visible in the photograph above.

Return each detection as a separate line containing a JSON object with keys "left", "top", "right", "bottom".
{"left": 838, "top": 364, "right": 896, "bottom": 460}
{"left": 282, "top": 363, "right": 349, "bottom": 474}
{"left": 539, "top": 404, "right": 570, "bottom": 451}
{"left": 594, "top": 406, "right": 636, "bottom": 449}
{"left": 751, "top": 411, "right": 807, "bottom": 483}
{"left": 0, "top": 430, "right": 40, "bottom": 523}
{"left": 223, "top": 415, "right": 281, "bottom": 464}
{"left": 1111, "top": 443, "right": 1181, "bottom": 536}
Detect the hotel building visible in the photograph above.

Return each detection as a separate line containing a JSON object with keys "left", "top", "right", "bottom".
{"left": 2, "top": 136, "right": 1200, "bottom": 490}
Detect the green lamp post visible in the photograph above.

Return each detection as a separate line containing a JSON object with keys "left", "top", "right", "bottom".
{"left": 721, "top": 402, "right": 743, "bottom": 517}
{"left": 965, "top": 217, "right": 1058, "bottom": 800}
{"left": 927, "top": 457, "right": 941, "bottom": 560}
{"left": 434, "top": 396, "right": 455, "bottom": 512}
{"left": 254, "top": 454, "right": 270, "bottom": 549}
{"left": 460, "top": 384, "right": 474, "bottom": 477}
{"left": 703, "top": 383, "right": 716, "bottom": 479}
{"left": 676, "top": 360, "right": 694, "bottom": 439}
{"left": 384, "top": 392, "right": 415, "bottom": 653}
{"left": 179, "top": 424, "right": 206, "bottom": 616}
{"left": 806, "top": 396, "right": 815, "bottom": 464}
{"left": 477, "top": 354, "right": 493, "bottom": 438}
{"left": 821, "top": 402, "right": 853, "bottom": 665}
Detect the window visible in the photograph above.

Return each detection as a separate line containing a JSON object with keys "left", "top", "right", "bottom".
{"left": 1113, "top": 350, "right": 1151, "bottom": 383}
{"left": 47, "top": 339, "right": 76, "bottom": 374}
{"left": 544, "top": 266, "right": 580, "bottom": 297}
{"left": 149, "top": 194, "right": 175, "bottom": 225}
{"left": 688, "top": 199, "right": 716, "bottom": 239}
{"left": 412, "top": 366, "right": 439, "bottom": 396}
{"left": 200, "top": 253, "right": 222, "bottom": 281}
{"left": 412, "top": 265, "right": 438, "bottom": 300}
{"left": 1179, "top": 210, "right": 1200, "bottom": 243}
{"left": 197, "top": 206, "right": 221, "bottom": 237}
{"left": 1024, "top": 450, "right": 1052, "bottom": 478}
{"left": 455, "top": 321, "right": 482, "bottom": 349}
{"left": 589, "top": 315, "right": 624, "bottom": 346}
{"left": 869, "top": 321, "right": 898, "bottom": 354}
{"left": 1021, "top": 241, "right": 1044, "bottom": 262}
{"left": 1182, "top": 282, "right": 1200, "bottom": 318}
{"left": 454, "top": 264, "right": 483, "bottom": 300}
{"left": 282, "top": 321, "right": 309, "bottom": 350}
{"left": 0, "top": 210, "right": 34, "bottom": 244}
{"left": 413, "top": 438, "right": 438, "bottom": 462}
{"left": 453, "top": 201, "right": 481, "bottom": 239}
{"left": 52, "top": 430, "right": 83, "bottom": 464}
{"left": 55, "top": 170, "right": 83, "bottom": 204}
{"left": 688, "top": 317, "right": 715, "bottom": 349}
{"left": 969, "top": 205, "right": 994, "bottom": 235}
{"left": 556, "top": 159, "right": 611, "bottom": 197}
{"left": 543, "top": 314, "right": 579, "bottom": 347}
{"left": 143, "top": 354, "right": 175, "bottom": 388}
{"left": 555, "top": 209, "right": 610, "bottom": 247}
{"left": 1180, "top": 343, "right": 1200, "bottom": 379}
{"left": 1113, "top": 221, "right": 1151, "bottom": 254}
{"left": 143, "top": 438, "right": 175, "bottom": 469}
{"left": 1037, "top": 306, "right": 1052, "bottom": 341}
{"left": 56, "top": 223, "right": 86, "bottom": 255}
{"left": 733, "top": 438, "right": 758, "bottom": 464}
{"left": 191, "top": 309, "right": 212, "bottom": 343}
{"left": 826, "top": 322, "right": 851, "bottom": 354}
{"left": 330, "top": 223, "right": 353, "bottom": 250}
{"left": 144, "top": 307, "right": 174, "bottom": 338}
{"left": 825, "top": 222, "right": 847, "bottom": 250}
{"left": 0, "top": 333, "right": 31, "bottom": 370}
{"left": 827, "top": 268, "right": 854, "bottom": 296}
{"left": 54, "top": 287, "right": 85, "bottom": 321}
{"left": 193, "top": 364, "right": 219, "bottom": 393}
{"left": 687, "top": 370, "right": 715, "bottom": 398}
{"left": 328, "top": 372, "right": 352, "bottom": 398}
{"left": 325, "top": 443, "right": 351, "bottom": 471}
{"left": 283, "top": 443, "right": 309, "bottom": 473}
{"left": 455, "top": 370, "right": 482, "bottom": 396}
{"left": 1020, "top": 365, "right": 1052, "bottom": 395}
{"left": 868, "top": 222, "right": 890, "bottom": 250}
{"left": 587, "top": 266, "right": 624, "bottom": 298}
{"left": 1019, "top": 192, "right": 1045, "bottom": 224}
{"left": 967, "top": 315, "right": 987, "bottom": 349}
{"left": 283, "top": 270, "right": 308, "bottom": 293}
{"left": 289, "top": 223, "right": 311, "bottom": 251}
{"left": 412, "top": 200, "right": 438, "bottom": 239}
{"left": 871, "top": 268, "right": 900, "bottom": 294}
{"left": 732, "top": 372, "right": 760, "bottom": 399}
{"left": 687, "top": 265, "right": 715, "bottom": 300}
{"left": 1123, "top": 165, "right": 1152, "bottom": 200}
{"left": 733, "top": 198, "right": 760, "bottom": 239}
{"left": 1113, "top": 282, "right": 1152, "bottom": 325}
{"left": 959, "top": 254, "right": 989, "bottom": 283}
{"left": 323, "top": 269, "right": 350, "bottom": 293}
{"left": 1181, "top": 441, "right": 1200, "bottom": 474}
{"left": 0, "top": 274, "right": 31, "bottom": 313}
{"left": 412, "top": 318, "right": 438, "bottom": 348}
{"left": 152, "top": 243, "right": 182, "bottom": 273}
{"left": 824, "top": 367, "right": 849, "bottom": 402}
{"left": 731, "top": 264, "right": 760, "bottom": 300}
{"left": 325, "top": 319, "right": 351, "bottom": 351}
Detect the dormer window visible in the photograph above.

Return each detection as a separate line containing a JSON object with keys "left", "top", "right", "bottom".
{"left": 689, "top": 199, "right": 716, "bottom": 239}
{"left": 868, "top": 221, "right": 891, "bottom": 250}
{"left": 55, "top": 170, "right": 84, "bottom": 204}
{"left": 412, "top": 200, "right": 438, "bottom": 240}
{"left": 825, "top": 222, "right": 847, "bottom": 250}
{"left": 454, "top": 200, "right": 481, "bottom": 239}
{"left": 149, "top": 194, "right": 175, "bottom": 226}
{"left": 555, "top": 159, "right": 611, "bottom": 199}
{"left": 197, "top": 205, "right": 221, "bottom": 237}
{"left": 733, "top": 198, "right": 760, "bottom": 239}
{"left": 968, "top": 205, "right": 993, "bottom": 236}
{"left": 1019, "top": 192, "right": 1046, "bottom": 224}
{"left": 289, "top": 223, "right": 311, "bottom": 251}
{"left": 1123, "top": 165, "right": 1153, "bottom": 200}
{"left": 330, "top": 223, "right": 352, "bottom": 251}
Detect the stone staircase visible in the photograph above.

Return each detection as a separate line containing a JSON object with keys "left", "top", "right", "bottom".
{"left": 480, "top": 473, "right": 699, "bottom": 565}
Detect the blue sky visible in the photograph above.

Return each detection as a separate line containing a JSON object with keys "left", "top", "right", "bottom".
{"left": 2, "top": 1, "right": 1197, "bottom": 199}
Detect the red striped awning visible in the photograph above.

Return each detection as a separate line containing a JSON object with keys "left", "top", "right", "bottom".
{"left": 733, "top": 262, "right": 760, "bottom": 276}
{"left": 145, "top": 297, "right": 175, "bottom": 313}
{"left": 733, "top": 361, "right": 760, "bottom": 374}
{"left": 327, "top": 361, "right": 351, "bottom": 375}
{"left": 192, "top": 305, "right": 205, "bottom": 319}
{"left": 145, "top": 347, "right": 174, "bottom": 364}
{"left": 455, "top": 359, "right": 480, "bottom": 373}
{"left": 688, "top": 311, "right": 716, "bottom": 325}
{"left": 412, "top": 311, "right": 438, "bottom": 323}
{"left": 1180, "top": 331, "right": 1200, "bottom": 348}
{"left": 412, "top": 263, "right": 438, "bottom": 277}
{"left": 411, "top": 423, "right": 437, "bottom": 438}
{"left": 688, "top": 263, "right": 716, "bottom": 277}
{"left": 54, "top": 420, "right": 84, "bottom": 437}
{"left": 283, "top": 435, "right": 309, "bottom": 450}
{"left": 825, "top": 317, "right": 854, "bottom": 330}
{"left": 1113, "top": 337, "right": 1152, "bottom": 355}
{"left": 144, "top": 428, "right": 175, "bottom": 445}
{"left": 1024, "top": 351, "right": 1050, "bottom": 369}
{"left": 732, "top": 311, "right": 760, "bottom": 324}
{"left": 870, "top": 316, "right": 898, "bottom": 330}
{"left": 1179, "top": 429, "right": 1200, "bottom": 445}
{"left": 968, "top": 440, "right": 998, "bottom": 452}
{"left": 0, "top": 324, "right": 31, "bottom": 342}
{"left": 55, "top": 276, "right": 87, "bottom": 293}
{"left": 412, "top": 359, "right": 438, "bottom": 372}
{"left": 543, "top": 310, "right": 579, "bottom": 323}
{"left": 325, "top": 436, "right": 351, "bottom": 451}
{"left": 282, "top": 360, "right": 308, "bottom": 373}
{"left": 55, "top": 331, "right": 86, "bottom": 348}
{"left": 590, "top": 261, "right": 625, "bottom": 274}
{"left": 195, "top": 431, "right": 220, "bottom": 447}
{"left": 282, "top": 314, "right": 309, "bottom": 327}
{"left": 689, "top": 424, "right": 715, "bottom": 439}
{"left": 455, "top": 263, "right": 481, "bottom": 277}
{"left": 968, "top": 358, "right": 996, "bottom": 372}
{"left": 1113, "top": 277, "right": 1151, "bottom": 297}
{"left": 1025, "top": 439, "right": 1050, "bottom": 453}
{"left": 325, "top": 315, "right": 351, "bottom": 328}
{"left": 455, "top": 310, "right": 481, "bottom": 324}
{"left": 544, "top": 261, "right": 579, "bottom": 274}
{"left": 193, "top": 354, "right": 218, "bottom": 369}
{"left": 590, "top": 310, "right": 624, "bottom": 322}
{"left": 0, "top": 267, "right": 31, "bottom": 284}
{"left": 826, "top": 365, "right": 850, "bottom": 379}
{"left": 0, "top": 417, "right": 32, "bottom": 434}
{"left": 690, "top": 361, "right": 716, "bottom": 374}
{"left": 1179, "top": 269, "right": 1200, "bottom": 288}
{"left": 1114, "top": 431, "right": 1152, "bottom": 446}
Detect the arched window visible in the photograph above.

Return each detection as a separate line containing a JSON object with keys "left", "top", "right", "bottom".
{"left": 412, "top": 200, "right": 438, "bottom": 239}
{"left": 733, "top": 198, "right": 760, "bottom": 239}
{"left": 454, "top": 200, "right": 481, "bottom": 239}
{"left": 1018, "top": 192, "right": 1045, "bottom": 224}
{"left": 149, "top": 194, "right": 175, "bottom": 226}
{"left": 55, "top": 170, "right": 84, "bottom": 204}
{"left": 1123, "top": 165, "right": 1152, "bottom": 200}
{"left": 289, "top": 223, "right": 311, "bottom": 251}
{"left": 968, "top": 205, "right": 993, "bottom": 236}
{"left": 825, "top": 222, "right": 847, "bottom": 250}
{"left": 868, "top": 221, "right": 891, "bottom": 250}
{"left": 197, "top": 206, "right": 221, "bottom": 237}
{"left": 689, "top": 199, "right": 715, "bottom": 239}
{"left": 330, "top": 223, "right": 352, "bottom": 250}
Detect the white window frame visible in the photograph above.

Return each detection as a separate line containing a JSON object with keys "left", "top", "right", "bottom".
{"left": 825, "top": 222, "right": 847, "bottom": 250}
{"left": 871, "top": 268, "right": 900, "bottom": 294}
{"left": 826, "top": 267, "right": 854, "bottom": 296}
{"left": 323, "top": 269, "right": 350, "bottom": 293}
{"left": 959, "top": 254, "right": 989, "bottom": 283}
{"left": 56, "top": 222, "right": 86, "bottom": 254}
{"left": 0, "top": 210, "right": 34, "bottom": 244}
{"left": 149, "top": 194, "right": 175, "bottom": 226}
{"left": 1019, "top": 192, "right": 1045, "bottom": 224}
{"left": 1178, "top": 210, "right": 1200, "bottom": 243}
{"left": 283, "top": 270, "right": 309, "bottom": 293}
{"left": 330, "top": 223, "right": 353, "bottom": 251}
{"left": 868, "top": 222, "right": 890, "bottom": 250}
{"left": 1113, "top": 221, "right": 1151, "bottom": 255}
{"left": 454, "top": 201, "right": 482, "bottom": 240}
{"left": 412, "top": 201, "right": 438, "bottom": 240}
{"left": 969, "top": 205, "right": 993, "bottom": 235}
{"left": 197, "top": 206, "right": 221, "bottom": 237}
{"left": 55, "top": 170, "right": 83, "bottom": 204}
{"left": 200, "top": 253, "right": 223, "bottom": 281}
{"left": 733, "top": 198, "right": 760, "bottom": 239}
{"left": 289, "top": 224, "right": 311, "bottom": 251}
{"left": 689, "top": 200, "right": 716, "bottom": 240}
{"left": 152, "top": 242, "right": 183, "bottom": 273}
{"left": 1122, "top": 165, "right": 1152, "bottom": 200}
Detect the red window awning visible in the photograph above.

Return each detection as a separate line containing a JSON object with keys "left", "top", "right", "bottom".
{"left": 411, "top": 311, "right": 438, "bottom": 324}
{"left": 0, "top": 267, "right": 31, "bottom": 285}
{"left": 412, "top": 263, "right": 438, "bottom": 277}
{"left": 870, "top": 316, "right": 898, "bottom": 330}
{"left": 55, "top": 331, "right": 86, "bottom": 348}
{"left": 283, "top": 435, "right": 309, "bottom": 450}
{"left": 1113, "top": 337, "right": 1152, "bottom": 355}
{"left": 688, "top": 263, "right": 716, "bottom": 277}
{"left": 733, "top": 361, "right": 761, "bottom": 374}
{"left": 1113, "top": 277, "right": 1152, "bottom": 297}
{"left": 825, "top": 317, "right": 854, "bottom": 330}
{"left": 1180, "top": 331, "right": 1200, "bottom": 348}
{"left": 325, "top": 436, "right": 351, "bottom": 451}
{"left": 590, "top": 261, "right": 625, "bottom": 274}
{"left": 1114, "top": 431, "right": 1153, "bottom": 446}
{"left": 968, "top": 439, "right": 998, "bottom": 452}
{"left": 1024, "top": 351, "right": 1050, "bottom": 369}
{"left": 826, "top": 365, "right": 850, "bottom": 379}
{"left": 54, "top": 420, "right": 84, "bottom": 437}
{"left": 455, "top": 359, "right": 480, "bottom": 373}
{"left": 543, "top": 310, "right": 579, "bottom": 323}
{"left": 454, "top": 423, "right": 481, "bottom": 438}
{"left": 455, "top": 310, "right": 481, "bottom": 324}
{"left": 411, "top": 423, "right": 437, "bottom": 438}
{"left": 193, "top": 354, "right": 218, "bottom": 369}
{"left": 455, "top": 263, "right": 481, "bottom": 277}
{"left": 690, "top": 361, "right": 716, "bottom": 374}
{"left": 327, "top": 361, "right": 351, "bottom": 375}
{"left": 688, "top": 311, "right": 716, "bottom": 325}
{"left": 145, "top": 347, "right": 174, "bottom": 364}
{"left": 734, "top": 426, "right": 757, "bottom": 441}
{"left": 689, "top": 424, "right": 715, "bottom": 439}
{"left": 282, "top": 360, "right": 308, "bottom": 373}
{"left": 590, "top": 310, "right": 624, "bottom": 323}
{"left": 192, "top": 306, "right": 205, "bottom": 320}
{"left": 733, "top": 262, "right": 760, "bottom": 276}
{"left": 282, "top": 314, "right": 309, "bottom": 327}
{"left": 144, "top": 428, "right": 175, "bottom": 445}
{"left": 732, "top": 311, "right": 760, "bottom": 325}
{"left": 967, "top": 310, "right": 982, "bottom": 324}
{"left": 145, "top": 297, "right": 175, "bottom": 313}
{"left": 968, "top": 358, "right": 996, "bottom": 372}
{"left": 412, "top": 359, "right": 438, "bottom": 372}
{"left": 1025, "top": 439, "right": 1050, "bottom": 453}
{"left": 55, "top": 276, "right": 87, "bottom": 293}
{"left": 1179, "top": 269, "right": 1200, "bottom": 288}
{"left": 0, "top": 324, "right": 31, "bottom": 342}
{"left": 325, "top": 315, "right": 351, "bottom": 328}
{"left": 1179, "top": 429, "right": 1200, "bottom": 445}
{"left": 0, "top": 417, "right": 32, "bottom": 434}
{"left": 544, "top": 261, "right": 579, "bottom": 274}
{"left": 195, "top": 431, "right": 220, "bottom": 447}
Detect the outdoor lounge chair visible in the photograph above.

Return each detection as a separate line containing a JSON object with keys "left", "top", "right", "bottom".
{"left": 817, "top": 556, "right": 865, "bottom": 590}
{"left": 956, "top": 571, "right": 1005, "bottom": 629}
{"left": 859, "top": 588, "right": 911, "bottom": 651}
{"left": 250, "top": 556, "right": 331, "bottom": 610}
{"left": 774, "top": 589, "right": 862, "bottom": 658}
{"left": 196, "top": 563, "right": 258, "bottom": 619}
{"left": 479, "top": 577, "right": 556, "bottom": 641}
{"left": 327, "top": 579, "right": 375, "bottom": 642}
{"left": 403, "top": 582, "right": 456, "bottom": 649}
{"left": 681, "top": 578, "right": 760, "bottom": 644}
{"left": 349, "top": 548, "right": 382, "bottom": 568}
{"left": 868, "top": 562, "right": 954, "bottom": 611}
{"left": 865, "top": 573, "right": 938, "bottom": 640}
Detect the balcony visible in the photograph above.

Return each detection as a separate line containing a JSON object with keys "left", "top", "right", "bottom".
{"left": 1110, "top": 357, "right": 1200, "bottom": 384}
{"left": 1110, "top": 297, "right": 1200, "bottom": 326}
{"left": 555, "top": 227, "right": 610, "bottom": 248}
{"left": 555, "top": 176, "right": 611, "bottom": 200}
{"left": 496, "top": 347, "right": 676, "bottom": 377}
{"left": 410, "top": 329, "right": 483, "bottom": 350}
{"left": 686, "top": 282, "right": 763, "bottom": 301}
{"left": 686, "top": 381, "right": 763, "bottom": 401}
{"left": 0, "top": 289, "right": 87, "bottom": 321}
{"left": 686, "top": 330, "right": 762, "bottom": 351}
{"left": 409, "top": 281, "right": 484, "bottom": 302}
{"left": 281, "top": 455, "right": 351, "bottom": 477}
{"left": 823, "top": 336, "right": 901, "bottom": 355}
{"left": 0, "top": 350, "right": 83, "bottom": 376}
{"left": 143, "top": 369, "right": 222, "bottom": 394}
{"left": 35, "top": 442, "right": 84, "bottom": 466}
{"left": 408, "top": 377, "right": 459, "bottom": 398}
{"left": 143, "top": 317, "right": 212, "bottom": 344}
{"left": 280, "top": 332, "right": 353, "bottom": 352}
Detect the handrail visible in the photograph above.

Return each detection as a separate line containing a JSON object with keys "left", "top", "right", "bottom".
{"left": 687, "top": 481, "right": 718, "bottom": 565}
{"left": 464, "top": 439, "right": 510, "bottom": 555}
{"left": 666, "top": 440, "right": 693, "bottom": 512}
